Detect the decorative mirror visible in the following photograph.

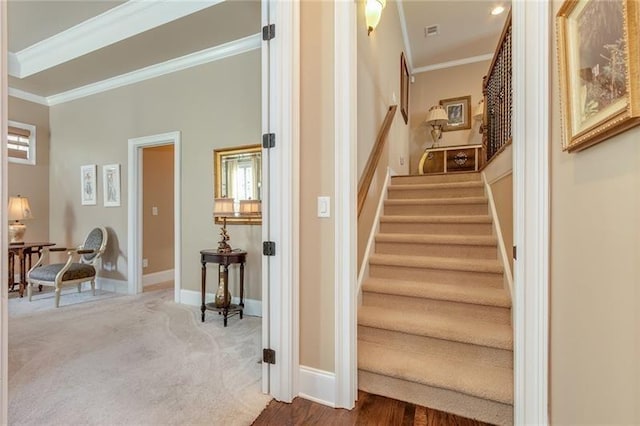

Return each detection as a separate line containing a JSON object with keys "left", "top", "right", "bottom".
{"left": 213, "top": 144, "right": 262, "bottom": 225}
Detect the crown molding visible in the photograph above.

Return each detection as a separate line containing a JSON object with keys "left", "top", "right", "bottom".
{"left": 11, "top": 0, "right": 225, "bottom": 78}
{"left": 8, "top": 52, "right": 20, "bottom": 76}
{"left": 412, "top": 53, "right": 493, "bottom": 74}
{"left": 47, "top": 33, "right": 261, "bottom": 106}
{"left": 8, "top": 88, "right": 49, "bottom": 106}
{"left": 396, "top": 0, "right": 413, "bottom": 72}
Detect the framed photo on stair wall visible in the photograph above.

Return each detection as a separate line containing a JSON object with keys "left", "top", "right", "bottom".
{"left": 400, "top": 52, "right": 409, "bottom": 124}
{"left": 80, "top": 164, "right": 97, "bottom": 206}
{"left": 557, "top": 0, "right": 640, "bottom": 152}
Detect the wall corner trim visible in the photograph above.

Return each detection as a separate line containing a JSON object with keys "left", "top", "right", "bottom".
{"left": 142, "top": 269, "right": 175, "bottom": 287}
{"left": 96, "top": 277, "right": 129, "bottom": 294}
{"left": 298, "top": 366, "right": 336, "bottom": 408}
{"left": 412, "top": 53, "right": 493, "bottom": 75}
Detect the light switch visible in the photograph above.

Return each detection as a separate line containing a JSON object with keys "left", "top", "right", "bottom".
{"left": 152, "top": 206, "right": 158, "bottom": 216}
{"left": 317, "top": 196, "right": 330, "bottom": 218}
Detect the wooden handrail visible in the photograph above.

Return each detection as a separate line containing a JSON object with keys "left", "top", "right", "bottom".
{"left": 357, "top": 105, "right": 397, "bottom": 217}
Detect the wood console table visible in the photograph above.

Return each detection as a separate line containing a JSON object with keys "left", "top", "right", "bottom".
{"left": 200, "top": 250, "right": 246, "bottom": 327}
{"left": 9, "top": 242, "right": 56, "bottom": 297}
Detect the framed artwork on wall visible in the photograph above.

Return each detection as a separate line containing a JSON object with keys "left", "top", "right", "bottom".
{"left": 400, "top": 52, "right": 409, "bottom": 124}
{"left": 440, "top": 95, "right": 471, "bottom": 131}
{"left": 557, "top": 0, "right": 640, "bottom": 152}
{"left": 103, "top": 164, "right": 121, "bottom": 207}
{"left": 80, "top": 164, "right": 97, "bottom": 206}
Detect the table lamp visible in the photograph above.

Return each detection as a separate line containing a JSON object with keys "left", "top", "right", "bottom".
{"left": 239, "top": 199, "right": 261, "bottom": 217}
{"left": 8, "top": 195, "right": 32, "bottom": 244}
{"left": 473, "top": 99, "right": 485, "bottom": 134}
{"left": 426, "top": 105, "right": 449, "bottom": 148}
{"left": 213, "top": 197, "right": 235, "bottom": 253}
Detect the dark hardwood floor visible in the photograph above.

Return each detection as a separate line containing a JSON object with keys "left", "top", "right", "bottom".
{"left": 251, "top": 390, "right": 492, "bottom": 425}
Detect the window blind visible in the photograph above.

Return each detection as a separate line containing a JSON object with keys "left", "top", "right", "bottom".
{"left": 8, "top": 126, "right": 31, "bottom": 160}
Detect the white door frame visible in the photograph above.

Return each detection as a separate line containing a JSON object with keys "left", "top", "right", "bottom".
{"left": 512, "top": 0, "right": 550, "bottom": 423}
{"left": 334, "top": 0, "right": 358, "bottom": 410}
{"left": 127, "top": 131, "right": 182, "bottom": 303}
{"left": 261, "top": 0, "right": 300, "bottom": 402}
{"left": 1, "top": 1, "right": 9, "bottom": 423}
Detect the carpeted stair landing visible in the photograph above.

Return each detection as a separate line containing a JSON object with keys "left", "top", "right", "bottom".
{"left": 358, "top": 172, "right": 513, "bottom": 425}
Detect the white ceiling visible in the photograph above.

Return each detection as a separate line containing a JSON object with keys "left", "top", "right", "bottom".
{"left": 401, "top": 0, "right": 510, "bottom": 71}
{"left": 7, "top": 0, "right": 508, "bottom": 102}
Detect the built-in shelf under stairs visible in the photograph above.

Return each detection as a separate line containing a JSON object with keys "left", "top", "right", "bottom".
{"left": 358, "top": 171, "right": 513, "bottom": 425}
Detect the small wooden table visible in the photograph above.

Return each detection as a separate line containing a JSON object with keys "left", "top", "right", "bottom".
{"left": 8, "top": 242, "right": 56, "bottom": 297}
{"left": 200, "top": 250, "right": 247, "bottom": 327}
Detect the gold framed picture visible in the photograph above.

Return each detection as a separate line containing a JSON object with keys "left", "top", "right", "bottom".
{"left": 557, "top": 0, "right": 640, "bottom": 152}
{"left": 400, "top": 52, "right": 409, "bottom": 125}
{"left": 440, "top": 95, "right": 471, "bottom": 132}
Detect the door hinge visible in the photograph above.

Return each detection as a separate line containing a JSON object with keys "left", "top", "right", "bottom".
{"left": 262, "top": 24, "right": 275, "bottom": 41}
{"left": 263, "top": 241, "right": 276, "bottom": 256}
{"left": 262, "top": 133, "right": 275, "bottom": 149}
{"left": 263, "top": 348, "right": 276, "bottom": 364}
{"left": 513, "top": 245, "right": 517, "bottom": 260}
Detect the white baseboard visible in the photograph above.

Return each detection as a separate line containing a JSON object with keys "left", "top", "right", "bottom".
{"left": 357, "top": 167, "right": 391, "bottom": 303}
{"left": 96, "top": 277, "right": 129, "bottom": 294}
{"left": 143, "top": 269, "right": 175, "bottom": 286}
{"left": 179, "top": 289, "right": 262, "bottom": 317}
{"left": 298, "top": 365, "right": 336, "bottom": 407}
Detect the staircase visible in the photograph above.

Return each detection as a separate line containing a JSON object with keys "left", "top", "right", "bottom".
{"left": 358, "top": 172, "right": 513, "bottom": 425}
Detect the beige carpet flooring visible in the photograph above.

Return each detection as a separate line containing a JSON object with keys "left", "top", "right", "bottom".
{"left": 9, "top": 288, "right": 271, "bottom": 426}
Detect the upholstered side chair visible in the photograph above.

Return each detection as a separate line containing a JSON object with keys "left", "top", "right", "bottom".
{"left": 27, "top": 227, "right": 108, "bottom": 308}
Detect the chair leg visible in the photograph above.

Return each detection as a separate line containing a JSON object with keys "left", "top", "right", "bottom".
{"left": 91, "top": 279, "right": 96, "bottom": 296}
{"left": 78, "top": 282, "right": 82, "bottom": 293}
{"left": 27, "top": 281, "right": 33, "bottom": 301}
{"left": 54, "top": 287, "right": 61, "bottom": 308}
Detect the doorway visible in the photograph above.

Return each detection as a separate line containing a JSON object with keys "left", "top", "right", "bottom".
{"left": 128, "top": 132, "right": 182, "bottom": 303}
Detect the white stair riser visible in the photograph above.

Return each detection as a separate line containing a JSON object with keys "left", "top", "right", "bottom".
{"left": 388, "top": 186, "right": 484, "bottom": 200}
{"left": 362, "top": 292, "right": 511, "bottom": 324}
{"left": 384, "top": 203, "right": 488, "bottom": 216}
{"left": 379, "top": 221, "right": 493, "bottom": 235}
{"left": 358, "top": 326, "right": 513, "bottom": 369}
{"left": 369, "top": 264, "right": 503, "bottom": 288}
{"left": 358, "top": 371, "right": 513, "bottom": 426}
{"left": 391, "top": 173, "right": 481, "bottom": 185}
{"left": 375, "top": 240, "right": 498, "bottom": 259}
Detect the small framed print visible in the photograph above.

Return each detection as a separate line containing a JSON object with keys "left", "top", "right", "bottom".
{"left": 103, "top": 164, "right": 121, "bottom": 207}
{"left": 440, "top": 96, "right": 471, "bottom": 132}
{"left": 80, "top": 164, "right": 97, "bottom": 206}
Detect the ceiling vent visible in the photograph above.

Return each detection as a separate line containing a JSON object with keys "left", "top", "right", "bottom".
{"left": 424, "top": 25, "right": 439, "bottom": 37}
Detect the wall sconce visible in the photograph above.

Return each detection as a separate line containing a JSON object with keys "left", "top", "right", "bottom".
{"left": 213, "top": 197, "right": 235, "bottom": 253}
{"left": 473, "top": 99, "right": 485, "bottom": 134}
{"left": 425, "top": 105, "right": 449, "bottom": 148}
{"left": 8, "top": 195, "right": 33, "bottom": 244}
{"left": 366, "top": 0, "right": 386, "bottom": 36}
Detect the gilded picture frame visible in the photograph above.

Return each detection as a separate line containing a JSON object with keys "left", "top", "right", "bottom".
{"left": 557, "top": 0, "right": 640, "bottom": 152}
{"left": 400, "top": 52, "right": 409, "bottom": 125}
{"left": 440, "top": 95, "right": 471, "bottom": 132}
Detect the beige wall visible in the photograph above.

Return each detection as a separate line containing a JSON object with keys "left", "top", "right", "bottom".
{"left": 8, "top": 97, "right": 49, "bottom": 243}
{"left": 357, "top": 0, "right": 409, "bottom": 177}
{"left": 48, "top": 51, "right": 263, "bottom": 300}
{"left": 550, "top": 1, "right": 640, "bottom": 423}
{"left": 142, "top": 145, "right": 174, "bottom": 275}
{"left": 299, "top": 0, "right": 335, "bottom": 373}
{"left": 409, "top": 61, "right": 488, "bottom": 173}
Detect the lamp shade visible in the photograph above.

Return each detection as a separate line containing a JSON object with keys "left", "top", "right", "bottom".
{"left": 239, "top": 199, "right": 261, "bottom": 215}
{"left": 8, "top": 196, "right": 32, "bottom": 221}
{"left": 213, "top": 198, "right": 235, "bottom": 216}
{"left": 473, "top": 99, "right": 484, "bottom": 121}
{"left": 365, "top": 0, "right": 386, "bottom": 35}
{"left": 426, "top": 105, "right": 448, "bottom": 126}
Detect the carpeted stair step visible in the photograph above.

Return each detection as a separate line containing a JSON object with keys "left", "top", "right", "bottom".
{"left": 369, "top": 253, "right": 504, "bottom": 287}
{"left": 358, "top": 371, "right": 513, "bottom": 426}
{"left": 358, "top": 305, "right": 512, "bottom": 350}
{"left": 359, "top": 326, "right": 513, "bottom": 369}
{"left": 379, "top": 214, "right": 493, "bottom": 235}
{"left": 375, "top": 233, "right": 498, "bottom": 259}
{"left": 391, "top": 172, "right": 481, "bottom": 185}
{"left": 358, "top": 340, "right": 513, "bottom": 405}
{"left": 362, "top": 277, "right": 511, "bottom": 323}
{"left": 384, "top": 196, "right": 488, "bottom": 216}
{"left": 387, "top": 181, "right": 485, "bottom": 199}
